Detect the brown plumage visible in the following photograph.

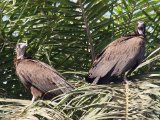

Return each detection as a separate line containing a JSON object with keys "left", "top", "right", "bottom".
{"left": 86, "top": 21, "right": 146, "bottom": 84}
{"left": 14, "top": 43, "right": 74, "bottom": 103}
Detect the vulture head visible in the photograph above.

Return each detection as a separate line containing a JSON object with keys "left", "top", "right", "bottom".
{"left": 16, "top": 43, "right": 27, "bottom": 60}
{"left": 136, "top": 21, "right": 146, "bottom": 36}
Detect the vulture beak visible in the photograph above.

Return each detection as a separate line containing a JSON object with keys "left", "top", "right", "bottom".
{"left": 137, "top": 21, "right": 145, "bottom": 36}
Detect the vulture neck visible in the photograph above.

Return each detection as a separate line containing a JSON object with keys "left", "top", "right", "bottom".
{"left": 16, "top": 52, "right": 25, "bottom": 60}
{"left": 14, "top": 54, "right": 25, "bottom": 66}
{"left": 17, "top": 55, "right": 24, "bottom": 60}
{"left": 135, "top": 31, "right": 145, "bottom": 38}
{"left": 16, "top": 48, "right": 27, "bottom": 60}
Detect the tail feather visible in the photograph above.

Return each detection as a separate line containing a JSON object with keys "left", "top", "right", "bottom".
{"left": 85, "top": 76, "right": 94, "bottom": 83}
{"left": 85, "top": 75, "right": 123, "bottom": 84}
{"left": 86, "top": 63, "right": 120, "bottom": 84}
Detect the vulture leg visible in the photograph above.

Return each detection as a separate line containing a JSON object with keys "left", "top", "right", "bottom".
{"left": 30, "top": 86, "right": 42, "bottom": 103}
{"left": 92, "top": 77, "right": 100, "bottom": 85}
{"left": 31, "top": 96, "right": 36, "bottom": 104}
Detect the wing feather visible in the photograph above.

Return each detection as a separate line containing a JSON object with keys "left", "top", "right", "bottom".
{"left": 16, "top": 60, "right": 74, "bottom": 95}
{"left": 88, "top": 36, "right": 145, "bottom": 79}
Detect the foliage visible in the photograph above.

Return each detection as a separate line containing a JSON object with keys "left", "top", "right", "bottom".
{"left": 2, "top": 78, "right": 160, "bottom": 120}
{"left": 0, "top": 0, "right": 159, "bottom": 102}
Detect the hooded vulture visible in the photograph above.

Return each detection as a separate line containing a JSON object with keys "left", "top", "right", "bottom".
{"left": 14, "top": 43, "right": 74, "bottom": 103}
{"left": 86, "top": 21, "right": 146, "bottom": 84}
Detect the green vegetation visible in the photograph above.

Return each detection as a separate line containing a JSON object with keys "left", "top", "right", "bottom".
{"left": 0, "top": 0, "right": 159, "bottom": 119}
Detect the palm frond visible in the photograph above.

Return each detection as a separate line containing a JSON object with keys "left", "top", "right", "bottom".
{"left": 4, "top": 79, "right": 159, "bottom": 120}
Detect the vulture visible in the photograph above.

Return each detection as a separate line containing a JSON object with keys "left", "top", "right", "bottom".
{"left": 14, "top": 43, "right": 74, "bottom": 103}
{"left": 86, "top": 21, "right": 146, "bottom": 84}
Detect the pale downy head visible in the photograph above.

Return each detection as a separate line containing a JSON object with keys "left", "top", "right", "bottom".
{"left": 16, "top": 43, "right": 27, "bottom": 59}
{"left": 137, "top": 21, "right": 145, "bottom": 36}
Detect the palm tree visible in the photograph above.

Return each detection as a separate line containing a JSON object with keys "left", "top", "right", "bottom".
{"left": 0, "top": 0, "right": 160, "bottom": 119}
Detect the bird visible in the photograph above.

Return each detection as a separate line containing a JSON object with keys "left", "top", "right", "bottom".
{"left": 14, "top": 43, "right": 74, "bottom": 103}
{"left": 86, "top": 21, "right": 146, "bottom": 84}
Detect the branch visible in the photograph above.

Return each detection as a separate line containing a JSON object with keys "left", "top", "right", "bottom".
{"left": 0, "top": 98, "right": 30, "bottom": 106}
{"left": 78, "top": 0, "right": 95, "bottom": 61}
